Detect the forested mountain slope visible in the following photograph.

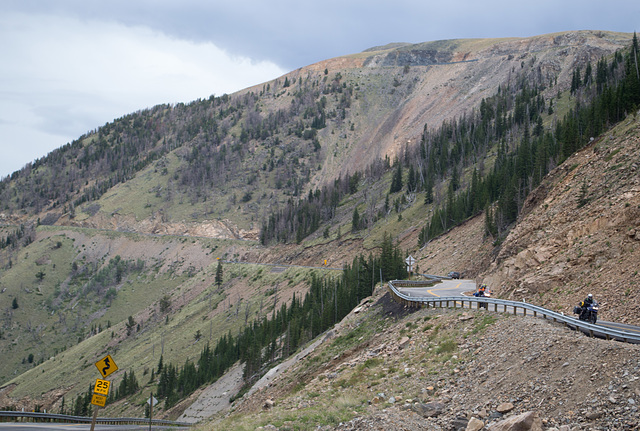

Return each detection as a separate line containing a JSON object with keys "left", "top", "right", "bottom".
{"left": 0, "top": 31, "right": 630, "bottom": 237}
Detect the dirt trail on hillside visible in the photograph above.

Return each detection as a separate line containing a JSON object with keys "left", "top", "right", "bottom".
{"left": 177, "top": 363, "right": 244, "bottom": 424}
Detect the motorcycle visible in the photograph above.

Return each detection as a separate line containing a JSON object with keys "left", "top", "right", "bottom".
{"left": 473, "top": 290, "right": 490, "bottom": 309}
{"left": 573, "top": 300, "right": 599, "bottom": 324}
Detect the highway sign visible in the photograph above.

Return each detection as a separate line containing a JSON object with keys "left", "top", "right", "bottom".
{"left": 95, "top": 354, "right": 118, "bottom": 378}
{"left": 91, "top": 393, "right": 107, "bottom": 407}
{"left": 405, "top": 255, "right": 416, "bottom": 274}
{"left": 94, "top": 378, "right": 111, "bottom": 396}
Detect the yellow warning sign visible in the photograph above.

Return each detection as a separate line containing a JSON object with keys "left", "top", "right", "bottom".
{"left": 94, "top": 378, "right": 111, "bottom": 396}
{"left": 91, "top": 393, "right": 107, "bottom": 407}
{"left": 94, "top": 354, "right": 118, "bottom": 378}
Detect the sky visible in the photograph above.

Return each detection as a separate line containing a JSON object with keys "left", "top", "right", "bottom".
{"left": 0, "top": 1, "right": 638, "bottom": 179}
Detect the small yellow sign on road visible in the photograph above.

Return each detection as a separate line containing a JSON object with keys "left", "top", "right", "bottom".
{"left": 94, "top": 378, "right": 111, "bottom": 396}
{"left": 94, "top": 354, "right": 118, "bottom": 378}
{"left": 91, "top": 393, "right": 107, "bottom": 407}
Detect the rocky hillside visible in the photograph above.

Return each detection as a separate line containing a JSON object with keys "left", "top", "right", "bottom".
{"left": 196, "top": 286, "right": 640, "bottom": 430}
{"left": 481, "top": 114, "right": 640, "bottom": 325}
{"left": 187, "top": 114, "right": 640, "bottom": 431}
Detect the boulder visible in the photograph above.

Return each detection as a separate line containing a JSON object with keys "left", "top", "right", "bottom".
{"left": 466, "top": 417, "right": 485, "bottom": 431}
{"left": 370, "top": 395, "right": 384, "bottom": 404}
{"left": 450, "top": 416, "right": 469, "bottom": 430}
{"left": 487, "top": 411, "right": 543, "bottom": 431}
{"left": 263, "top": 398, "right": 275, "bottom": 410}
{"left": 398, "top": 336, "right": 411, "bottom": 349}
{"left": 412, "top": 401, "right": 445, "bottom": 418}
{"left": 496, "top": 402, "right": 514, "bottom": 413}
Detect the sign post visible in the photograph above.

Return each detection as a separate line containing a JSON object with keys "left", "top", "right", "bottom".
{"left": 90, "top": 355, "right": 118, "bottom": 431}
{"left": 89, "top": 408, "right": 100, "bottom": 431}
{"left": 405, "top": 255, "right": 416, "bottom": 277}
{"left": 147, "top": 392, "right": 158, "bottom": 431}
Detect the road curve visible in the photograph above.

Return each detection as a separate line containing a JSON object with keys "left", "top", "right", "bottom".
{"left": 395, "top": 278, "right": 640, "bottom": 337}
{"left": 397, "top": 278, "right": 475, "bottom": 298}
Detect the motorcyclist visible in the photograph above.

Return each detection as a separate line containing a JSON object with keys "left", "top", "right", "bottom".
{"left": 474, "top": 284, "right": 488, "bottom": 308}
{"left": 582, "top": 293, "right": 594, "bottom": 307}
{"left": 578, "top": 294, "right": 595, "bottom": 321}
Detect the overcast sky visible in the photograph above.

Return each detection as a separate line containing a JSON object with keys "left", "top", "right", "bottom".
{"left": 0, "top": 1, "right": 638, "bottom": 178}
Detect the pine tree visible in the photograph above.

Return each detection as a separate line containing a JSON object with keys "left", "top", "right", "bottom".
{"left": 157, "top": 355, "right": 163, "bottom": 374}
{"left": 577, "top": 179, "right": 590, "bottom": 208}
{"left": 424, "top": 174, "right": 434, "bottom": 205}
{"left": 389, "top": 161, "right": 403, "bottom": 193}
{"left": 215, "top": 260, "right": 223, "bottom": 290}
{"left": 450, "top": 163, "right": 460, "bottom": 191}
{"left": 351, "top": 207, "right": 360, "bottom": 232}
{"left": 407, "top": 165, "right": 417, "bottom": 192}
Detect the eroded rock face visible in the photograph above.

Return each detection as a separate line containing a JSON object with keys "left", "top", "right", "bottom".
{"left": 364, "top": 46, "right": 456, "bottom": 67}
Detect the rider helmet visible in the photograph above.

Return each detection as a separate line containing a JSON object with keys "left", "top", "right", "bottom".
{"left": 588, "top": 293, "right": 593, "bottom": 298}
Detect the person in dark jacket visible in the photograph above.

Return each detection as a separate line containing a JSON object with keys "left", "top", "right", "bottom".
{"left": 579, "top": 293, "right": 594, "bottom": 320}
{"left": 582, "top": 293, "right": 594, "bottom": 307}
{"left": 474, "top": 284, "right": 488, "bottom": 308}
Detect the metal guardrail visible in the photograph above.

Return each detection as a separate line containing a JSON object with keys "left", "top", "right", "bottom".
{"left": 0, "top": 410, "right": 191, "bottom": 427}
{"left": 388, "top": 280, "right": 640, "bottom": 344}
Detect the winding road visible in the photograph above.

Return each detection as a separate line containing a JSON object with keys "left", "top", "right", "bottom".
{"left": 396, "top": 278, "right": 640, "bottom": 336}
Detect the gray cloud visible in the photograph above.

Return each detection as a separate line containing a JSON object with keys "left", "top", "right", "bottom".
{"left": 0, "top": 10, "right": 285, "bottom": 177}
{"left": 4, "top": 0, "right": 637, "bottom": 69}
{"left": 0, "top": 0, "right": 637, "bottom": 177}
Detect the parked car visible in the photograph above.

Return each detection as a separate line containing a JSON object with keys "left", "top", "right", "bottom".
{"left": 448, "top": 271, "right": 460, "bottom": 279}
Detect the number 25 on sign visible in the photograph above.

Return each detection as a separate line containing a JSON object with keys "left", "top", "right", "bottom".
{"left": 94, "top": 379, "right": 110, "bottom": 396}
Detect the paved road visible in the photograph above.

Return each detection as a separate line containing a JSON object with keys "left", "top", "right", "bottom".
{"left": 397, "top": 278, "right": 475, "bottom": 298}
{"left": 0, "top": 425, "right": 187, "bottom": 431}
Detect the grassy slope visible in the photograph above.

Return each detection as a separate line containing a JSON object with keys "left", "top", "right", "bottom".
{"left": 0, "top": 226, "right": 335, "bottom": 416}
